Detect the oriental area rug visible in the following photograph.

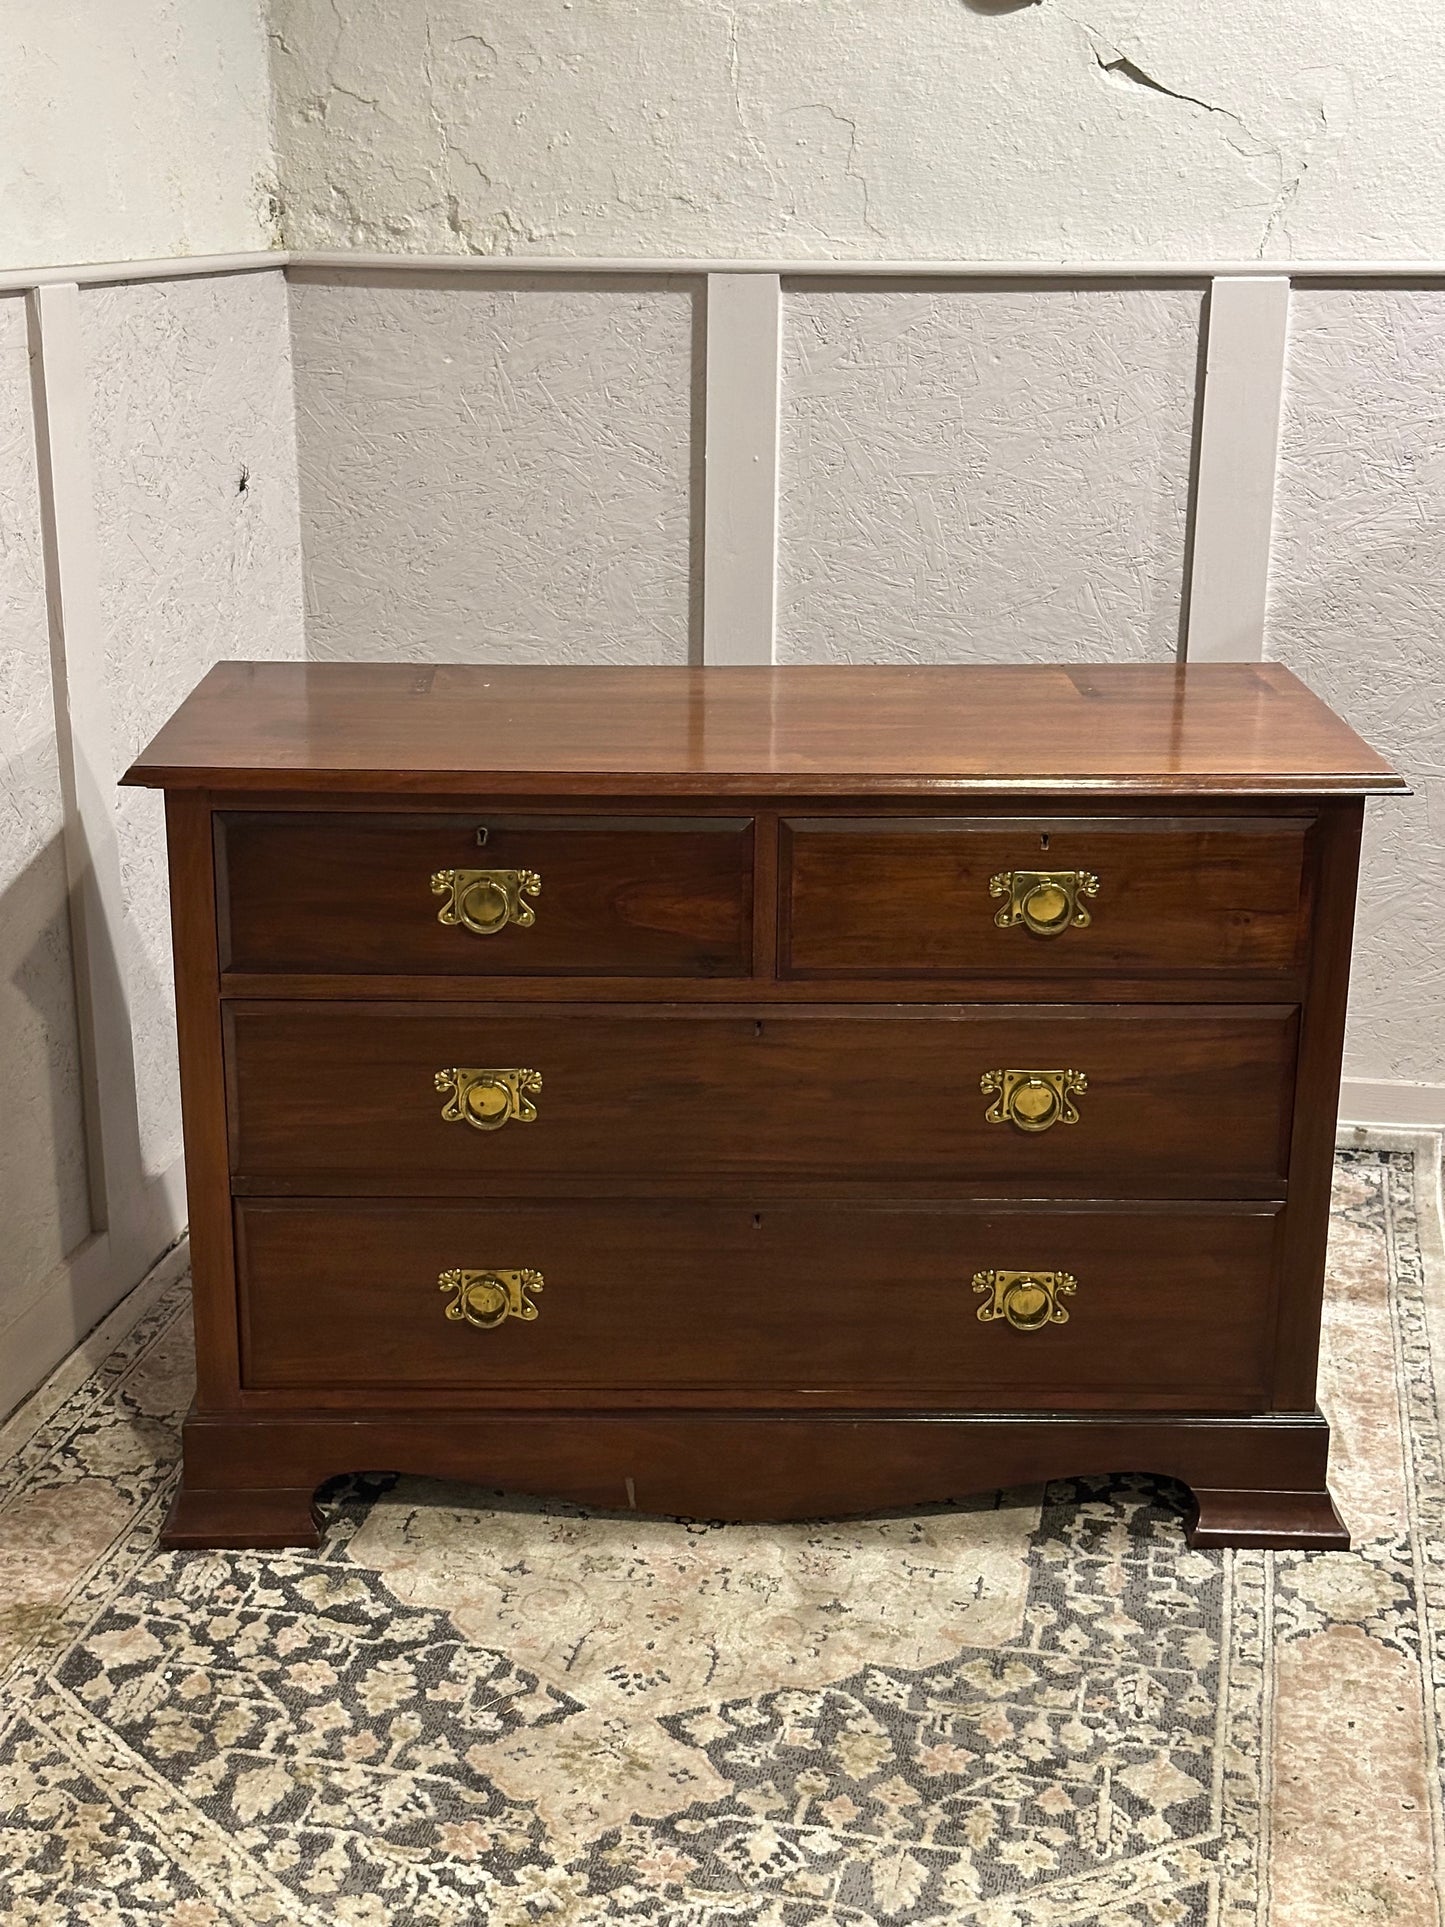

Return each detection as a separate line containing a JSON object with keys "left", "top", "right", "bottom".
{"left": 1, "top": 1135, "right": 1442, "bottom": 1927}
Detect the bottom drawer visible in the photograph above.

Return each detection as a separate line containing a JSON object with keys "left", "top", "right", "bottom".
{"left": 237, "top": 1200, "right": 1282, "bottom": 1411}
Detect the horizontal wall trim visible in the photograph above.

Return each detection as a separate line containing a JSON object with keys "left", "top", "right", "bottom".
{"left": 6, "top": 251, "right": 1445, "bottom": 294}
{"left": 0, "top": 251, "right": 288, "bottom": 294}
{"left": 289, "top": 252, "right": 1445, "bottom": 281}
{"left": 1338, "top": 1080, "right": 1445, "bottom": 1130}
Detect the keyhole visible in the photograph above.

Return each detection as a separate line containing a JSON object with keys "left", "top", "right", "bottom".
{"left": 754, "top": 1020, "right": 764, "bottom": 1039}
{"left": 752, "top": 1213, "right": 763, "bottom": 1230}
{"left": 1040, "top": 831, "right": 1050, "bottom": 852}
{"left": 475, "top": 827, "right": 490, "bottom": 847}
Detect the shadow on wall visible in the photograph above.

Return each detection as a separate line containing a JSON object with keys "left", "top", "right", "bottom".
{"left": 0, "top": 775, "right": 177, "bottom": 1420}
{"left": 0, "top": 818, "right": 94, "bottom": 1338}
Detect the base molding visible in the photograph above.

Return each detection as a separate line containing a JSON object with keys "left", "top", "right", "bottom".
{"left": 161, "top": 1407, "right": 1347, "bottom": 1553}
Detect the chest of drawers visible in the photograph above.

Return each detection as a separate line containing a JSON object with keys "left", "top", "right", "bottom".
{"left": 124, "top": 661, "right": 1402, "bottom": 1551}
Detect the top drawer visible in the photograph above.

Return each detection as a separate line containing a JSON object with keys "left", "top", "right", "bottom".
{"left": 218, "top": 812, "right": 754, "bottom": 978}
{"left": 781, "top": 816, "right": 1310, "bottom": 981}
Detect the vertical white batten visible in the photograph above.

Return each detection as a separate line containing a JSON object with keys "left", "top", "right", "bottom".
{"left": 702, "top": 273, "right": 782, "bottom": 665}
{"left": 25, "top": 283, "right": 144, "bottom": 1255}
{"left": 1185, "top": 276, "right": 1291, "bottom": 662}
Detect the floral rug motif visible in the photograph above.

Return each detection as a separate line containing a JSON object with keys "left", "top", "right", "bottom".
{"left": 1, "top": 1137, "right": 1443, "bottom": 1925}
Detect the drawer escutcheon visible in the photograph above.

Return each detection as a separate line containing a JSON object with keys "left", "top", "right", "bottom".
{"left": 439, "top": 1268, "right": 543, "bottom": 1329}
{"left": 990, "top": 868, "right": 1099, "bottom": 938}
{"left": 435, "top": 1066, "right": 542, "bottom": 1132}
{"left": 973, "top": 1269, "right": 1076, "bottom": 1332}
{"left": 431, "top": 867, "right": 541, "bottom": 937}
{"left": 981, "top": 1067, "right": 1087, "bottom": 1132}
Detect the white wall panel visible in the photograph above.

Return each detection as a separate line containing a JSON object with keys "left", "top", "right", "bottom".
{"left": 288, "top": 275, "right": 699, "bottom": 665}
{"left": 81, "top": 271, "right": 305, "bottom": 1179}
{"left": 0, "top": 294, "right": 91, "bottom": 1321}
{"left": 776, "top": 285, "right": 1202, "bottom": 665}
{"left": 1268, "top": 288, "right": 1445, "bottom": 1089}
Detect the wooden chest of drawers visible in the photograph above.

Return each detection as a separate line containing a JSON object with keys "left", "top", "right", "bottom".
{"left": 124, "top": 662, "right": 1402, "bottom": 1550}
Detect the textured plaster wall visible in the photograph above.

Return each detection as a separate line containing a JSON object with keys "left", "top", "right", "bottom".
{"left": 267, "top": 0, "right": 1445, "bottom": 263}
{"left": 1, "top": 1, "right": 279, "bottom": 272}
{"left": 289, "top": 275, "right": 698, "bottom": 663}
{"left": 0, "top": 294, "right": 92, "bottom": 1335}
{"left": 1267, "top": 289, "right": 1445, "bottom": 1090}
{"left": 83, "top": 271, "right": 305, "bottom": 1178}
{"left": 776, "top": 285, "right": 1201, "bottom": 664}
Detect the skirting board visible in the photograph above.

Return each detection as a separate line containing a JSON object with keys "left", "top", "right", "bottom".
{"left": 0, "top": 1154, "right": 187, "bottom": 1427}
{"left": 1339, "top": 1080, "right": 1445, "bottom": 1130}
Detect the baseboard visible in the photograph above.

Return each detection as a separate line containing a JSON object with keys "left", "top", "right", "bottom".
{"left": 0, "top": 1155, "right": 187, "bottom": 1427}
{"left": 1339, "top": 1079, "right": 1445, "bottom": 1130}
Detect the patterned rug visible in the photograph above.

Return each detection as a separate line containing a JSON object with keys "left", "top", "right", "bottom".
{"left": 2, "top": 1137, "right": 1443, "bottom": 1927}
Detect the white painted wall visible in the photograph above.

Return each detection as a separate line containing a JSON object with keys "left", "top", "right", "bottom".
{"left": 289, "top": 273, "right": 698, "bottom": 663}
{"left": 267, "top": 0, "right": 1445, "bottom": 264}
{"left": 84, "top": 272, "right": 306, "bottom": 1180}
{"left": 1, "top": 2, "right": 279, "bottom": 273}
{"left": 0, "top": 295, "right": 93, "bottom": 1360}
{"left": 777, "top": 284, "right": 1201, "bottom": 664}
{"left": 1267, "top": 288, "right": 1445, "bottom": 1105}
{"left": 0, "top": 268, "right": 305, "bottom": 1423}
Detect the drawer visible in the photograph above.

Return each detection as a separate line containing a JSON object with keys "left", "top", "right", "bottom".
{"left": 236, "top": 1198, "right": 1281, "bottom": 1408}
{"left": 226, "top": 1002, "right": 1297, "bottom": 1198}
{"left": 780, "top": 816, "right": 1310, "bottom": 980}
{"left": 218, "top": 812, "right": 753, "bottom": 977}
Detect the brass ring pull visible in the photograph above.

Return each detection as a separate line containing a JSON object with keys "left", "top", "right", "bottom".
{"left": 432, "top": 867, "right": 541, "bottom": 937}
{"left": 435, "top": 1067, "right": 542, "bottom": 1132}
{"left": 981, "top": 1067, "right": 1087, "bottom": 1133}
{"left": 440, "top": 1268, "right": 543, "bottom": 1329}
{"left": 973, "top": 1270, "right": 1076, "bottom": 1332}
{"left": 990, "top": 869, "right": 1099, "bottom": 938}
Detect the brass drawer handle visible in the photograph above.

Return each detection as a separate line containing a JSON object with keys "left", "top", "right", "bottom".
{"left": 431, "top": 867, "right": 541, "bottom": 937}
{"left": 440, "top": 1268, "right": 543, "bottom": 1329}
{"left": 973, "top": 1269, "right": 1076, "bottom": 1332}
{"left": 990, "top": 869, "right": 1098, "bottom": 938}
{"left": 435, "top": 1066, "right": 542, "bottom": 1131}
{"left": 981, "top": 1067, "right": 1087, "bottom": 1132}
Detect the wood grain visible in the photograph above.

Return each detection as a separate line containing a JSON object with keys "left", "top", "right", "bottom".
{"left": 123, "top": 662, "right": 1406, "bottom": 796}
{"left": 133, "top": 662, "right": 1394, "bottom": 1551}
{"left": 219, "top": 810, "right": 753, "bottom": 977}
{"left": 782, "top": 814, "right": 1310, "bottom": 978}
{"left": 162, "top": 1408, "right": 1345, "bottom": 1550}
{"left": 236, "top": 1197, "right": 1281, "bottom": 1408}
{"left": 225, "top": 1001, "right": 1299, "bottom": 1198}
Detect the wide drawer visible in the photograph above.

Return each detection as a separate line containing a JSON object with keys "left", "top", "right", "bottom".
{"left": 226, "top": 1003, "right": 1298, "bottom": 1197}
{"left": 781, "top": 816, "right": 1310, "bottom": 979}
{"left": 218, "top": 812, "right": 753, "bottom": 977}
{"left": 236, "top": 1198, "right": 1281, "bottom": 1408}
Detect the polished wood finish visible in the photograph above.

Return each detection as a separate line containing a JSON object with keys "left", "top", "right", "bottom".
{"left": 124, "top": 662, "right": 1405, "bottom": 797}
{"left": 236, "top": 1198, "right": 1280, "bottom": 1408}
{"left": 123, "top": 665, "right": 1396, "bottom": 1551}
{"left": 219, "top": 811, "right": 753, "bottom": 977}
{"left": 166, "top": 1408, "right": 1347, "bottom": 1551}
{"left": 782, "top": 816, "right": 1310, "bottom": 979}
{"left": 225, "top": 1002, "right": 1297, "bottom": 1197}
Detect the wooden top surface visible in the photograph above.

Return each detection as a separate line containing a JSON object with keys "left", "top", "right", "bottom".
{"left": 123, "top": 661, "right": 1403, "bottom": 797}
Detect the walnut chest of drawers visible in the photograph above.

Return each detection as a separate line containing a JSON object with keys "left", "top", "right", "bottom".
{"left": 124, "top": 661, "right": 1403, "bottom": 1551}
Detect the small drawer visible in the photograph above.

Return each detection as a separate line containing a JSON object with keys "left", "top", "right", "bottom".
{"left": 226, "top": 1001, "right": 1298, "bottom": 1198}
{"left": 218, "top": 811, "right": 753, "bottom": 978}
{"left": 236, "top": 1198, "right": 1281, "bottom": 1409}
{"left": 780, "top": 816, "right": 1310, "bottom": 980}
